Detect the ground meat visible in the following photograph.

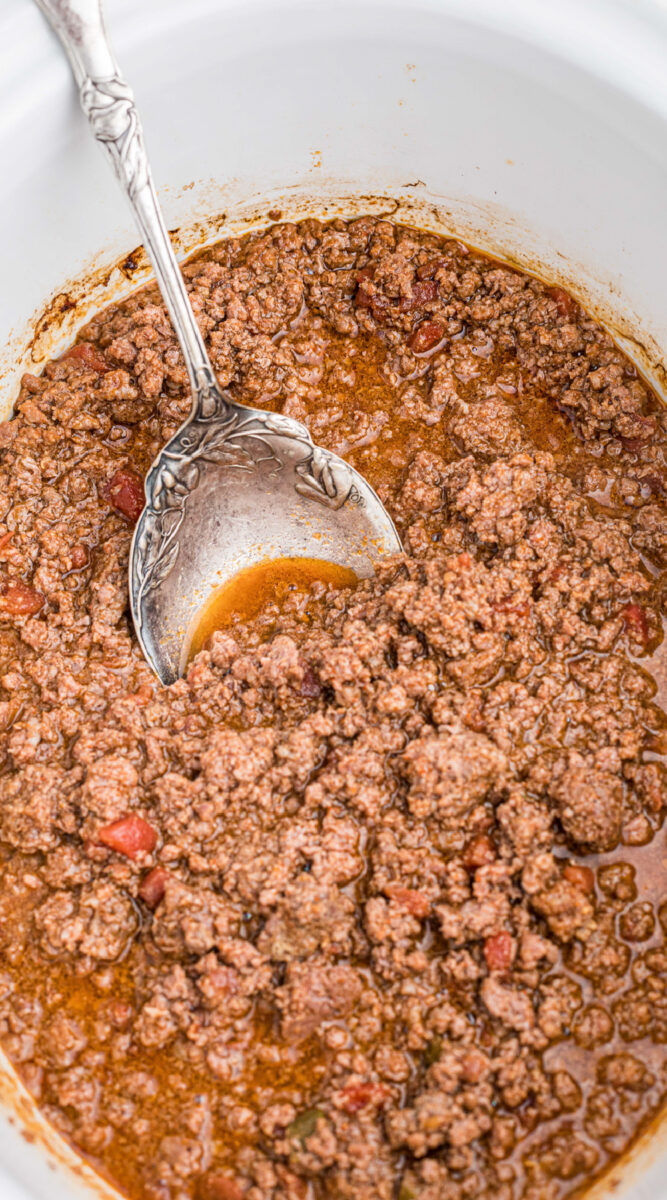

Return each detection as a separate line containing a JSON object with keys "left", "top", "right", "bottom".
{"left": 481, "top": 976, "right": 535, "bottom": 1032}
{"left": 276, "top": 958, "right": 364, "bottom": 1041}
{"left": 151, "top": 879, "right": 239, "bottom": 957}
{"left": 552, "top": 765, "right": 623, "bottom": 851}
{"left": 0, "top": 216, "right": 665, "bottom": 1200}
{"left": 400, "top": 727, "right": 508, "bottom": 823}
{"left": 33, "top": 881, "right": 138, "bottom": 961}
{"left": 257, "top": 876, "right": 356, "bottom": 960}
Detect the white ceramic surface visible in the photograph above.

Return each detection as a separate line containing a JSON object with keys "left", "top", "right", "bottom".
{"left": 0, "top": 0, "right": 666, "bottom": 1197}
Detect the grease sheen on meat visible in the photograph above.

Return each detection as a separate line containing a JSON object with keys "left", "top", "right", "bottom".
{"left": 0, "top": 217, "right": 665, "bottom": 1200}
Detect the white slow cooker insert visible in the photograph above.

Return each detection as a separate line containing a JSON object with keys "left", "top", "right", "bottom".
{"left": 0, "top": 1, "right": 665, "bottom": 1197}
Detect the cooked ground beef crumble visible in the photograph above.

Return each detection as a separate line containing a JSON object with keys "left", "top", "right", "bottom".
{"left": 0, "top": 216, "right": 665, "bottom": 1200}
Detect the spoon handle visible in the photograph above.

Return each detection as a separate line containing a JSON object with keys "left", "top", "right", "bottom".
{"left": 34, "top": 0, "right": 226, "bottom": 419}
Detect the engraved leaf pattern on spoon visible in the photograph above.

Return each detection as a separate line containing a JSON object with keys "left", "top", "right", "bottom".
{"left": 133, "top": 407, "right": 361, "bottom": 607}
{"left": 79, "top": 75, "right": 149, "bottom": 198}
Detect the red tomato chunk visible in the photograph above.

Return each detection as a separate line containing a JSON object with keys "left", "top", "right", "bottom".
{"left": 483, "top": 931, "right": 514, "bottom": 973}
{"left": 138, "top": 866, "right": 170, "bottom": 908}
{"left": 400, "top": 279, "right": 438, "bottom": 311}
{"left": 384, "top": 884, "right": 431, "bottom": 918}
{"left": 69, "top": 544, "right": 89, "bottom": 570}
{"left": 339, "top": 1081, "right": 391, "bottom": 1113}
{"left": 353, "top": 278, "right": 392, "bottom": 323}
{"left": 98, "top": 815, "right": 158, "bottom": 860}
{"left": 462, "top": 835, "right": 496, "bottom": 871}
{"left": 104, "top": 468, "right": 145, "bottom": 523}
{"left": 622, "top": 603, "right": 649, "bottom": 646}
{"left": 63, "top": 342, "right": 108, "bottom": 373}
{"left": 1, "top": 581, "right": 45, "bottom": 617}
{"left": 408, "top": 320, "right": 444, "bottom": 354}
{"left": 547, "top": 286, "right": 577, "bottom": 321}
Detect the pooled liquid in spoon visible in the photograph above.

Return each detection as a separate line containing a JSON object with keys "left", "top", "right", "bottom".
{"left": 188, "top": 556, "right": 359, "bottom": 660}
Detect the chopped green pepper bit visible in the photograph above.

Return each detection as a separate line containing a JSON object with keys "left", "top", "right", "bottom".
{"left": 287, "top": 1107, "right": 325, "bottom": 1143}
{"left": 424, "top": 1034, "right": 443, "bottom": 1065}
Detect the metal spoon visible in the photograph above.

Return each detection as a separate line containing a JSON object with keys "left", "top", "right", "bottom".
{"left": 35, "top": 0, "right": 401, "bottom": 684}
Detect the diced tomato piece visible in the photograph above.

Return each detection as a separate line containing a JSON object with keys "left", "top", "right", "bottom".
{"left": 483, "top": 931, "right": 514, "bottom": 973}
{"left": 384, "top": 884, "right": 431, "bottom": 918}
{"left": 138, "top": 866, "right": 170, "bottom": 908}
{"left": 97, "top": 814, "right": 158, "bottom": 860}
{"left": 1, "top": 581, "right": 45, "bottom": 617}
{"left": 622, "top": 603, "right": 649, "bottom": 646}
{"left": 103, "top": 468, "right": 145, "bottom": 523}
{"left": 400, "top": 279, "right": 438, "bottom": 311}
{"left": 338, "top": 1081, "right": 391, "bottom": 1113}
{"left": 462, "top": 835, "right": 496, "bottom": 871}
{"left": 0, "top": 533, "right": 13, "bottom": 552}
{"left": 202, "top": 1177, "right": 244, "bottom": 1200}
{"left": 413, "top": 279, "right": 438, "bottom": 305}
{"left": 563, "top": 864, "right": 595, "bottom": 894}
{"left": 408, "top": 320, "right": 444, "bottom": 354}
{"left": 63, "top": 342, "right": 108, "bottom": 373}
{"left": 546, "top": 286, "right": 577, "bottom": 321}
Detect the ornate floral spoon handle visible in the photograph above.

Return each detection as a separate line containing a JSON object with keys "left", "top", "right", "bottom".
{"left": 34, "top": 0, "right": 227, "bottom": 420}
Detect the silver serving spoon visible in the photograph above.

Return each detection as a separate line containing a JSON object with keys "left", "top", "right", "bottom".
{"left": 35, "top": 0, "right": 401, "bottom": 684}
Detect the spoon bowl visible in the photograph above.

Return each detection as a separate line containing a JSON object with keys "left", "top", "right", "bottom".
{"left": 36, "top": 0, "right": 401, "bottom": 684}
{"left": 131, "top": 374, "right": 400, "bottom": 683}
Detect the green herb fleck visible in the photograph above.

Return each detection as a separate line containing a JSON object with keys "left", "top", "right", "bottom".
{"left": 287, "top": 1107, "right": 325, "bottom": 1143}
{"left": 424, "top": 1034, "right": 443, "bottom": 1066}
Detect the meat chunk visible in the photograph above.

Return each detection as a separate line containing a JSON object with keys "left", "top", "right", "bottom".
{"left": 152, "top": 879, "right": 238, "bottom": 956}
{"left": 81, "top": 754, "right": 139, "bottom": 822}
{"left": 400, "top": 728, "right": 507, "bottom": 824}
{"left": 530, "top": 878, "right": 595, "bottom": 943}
{"left": 552, "top": 765, "right": 623, "bottom": 851}
{"left": 480, "top": 977, "right": 535, "bottom": 1031}
{"left": 33, "top": 880, "right": 137, "bottom": 961}
{"left": 257, "top": 875, "right": 355, "bottom": 961}
{"left": 0, "top": 765, "right": 73, "bottom": 852}
{"left": 276, "top": 958, "right": 363, "bottom": 1041}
